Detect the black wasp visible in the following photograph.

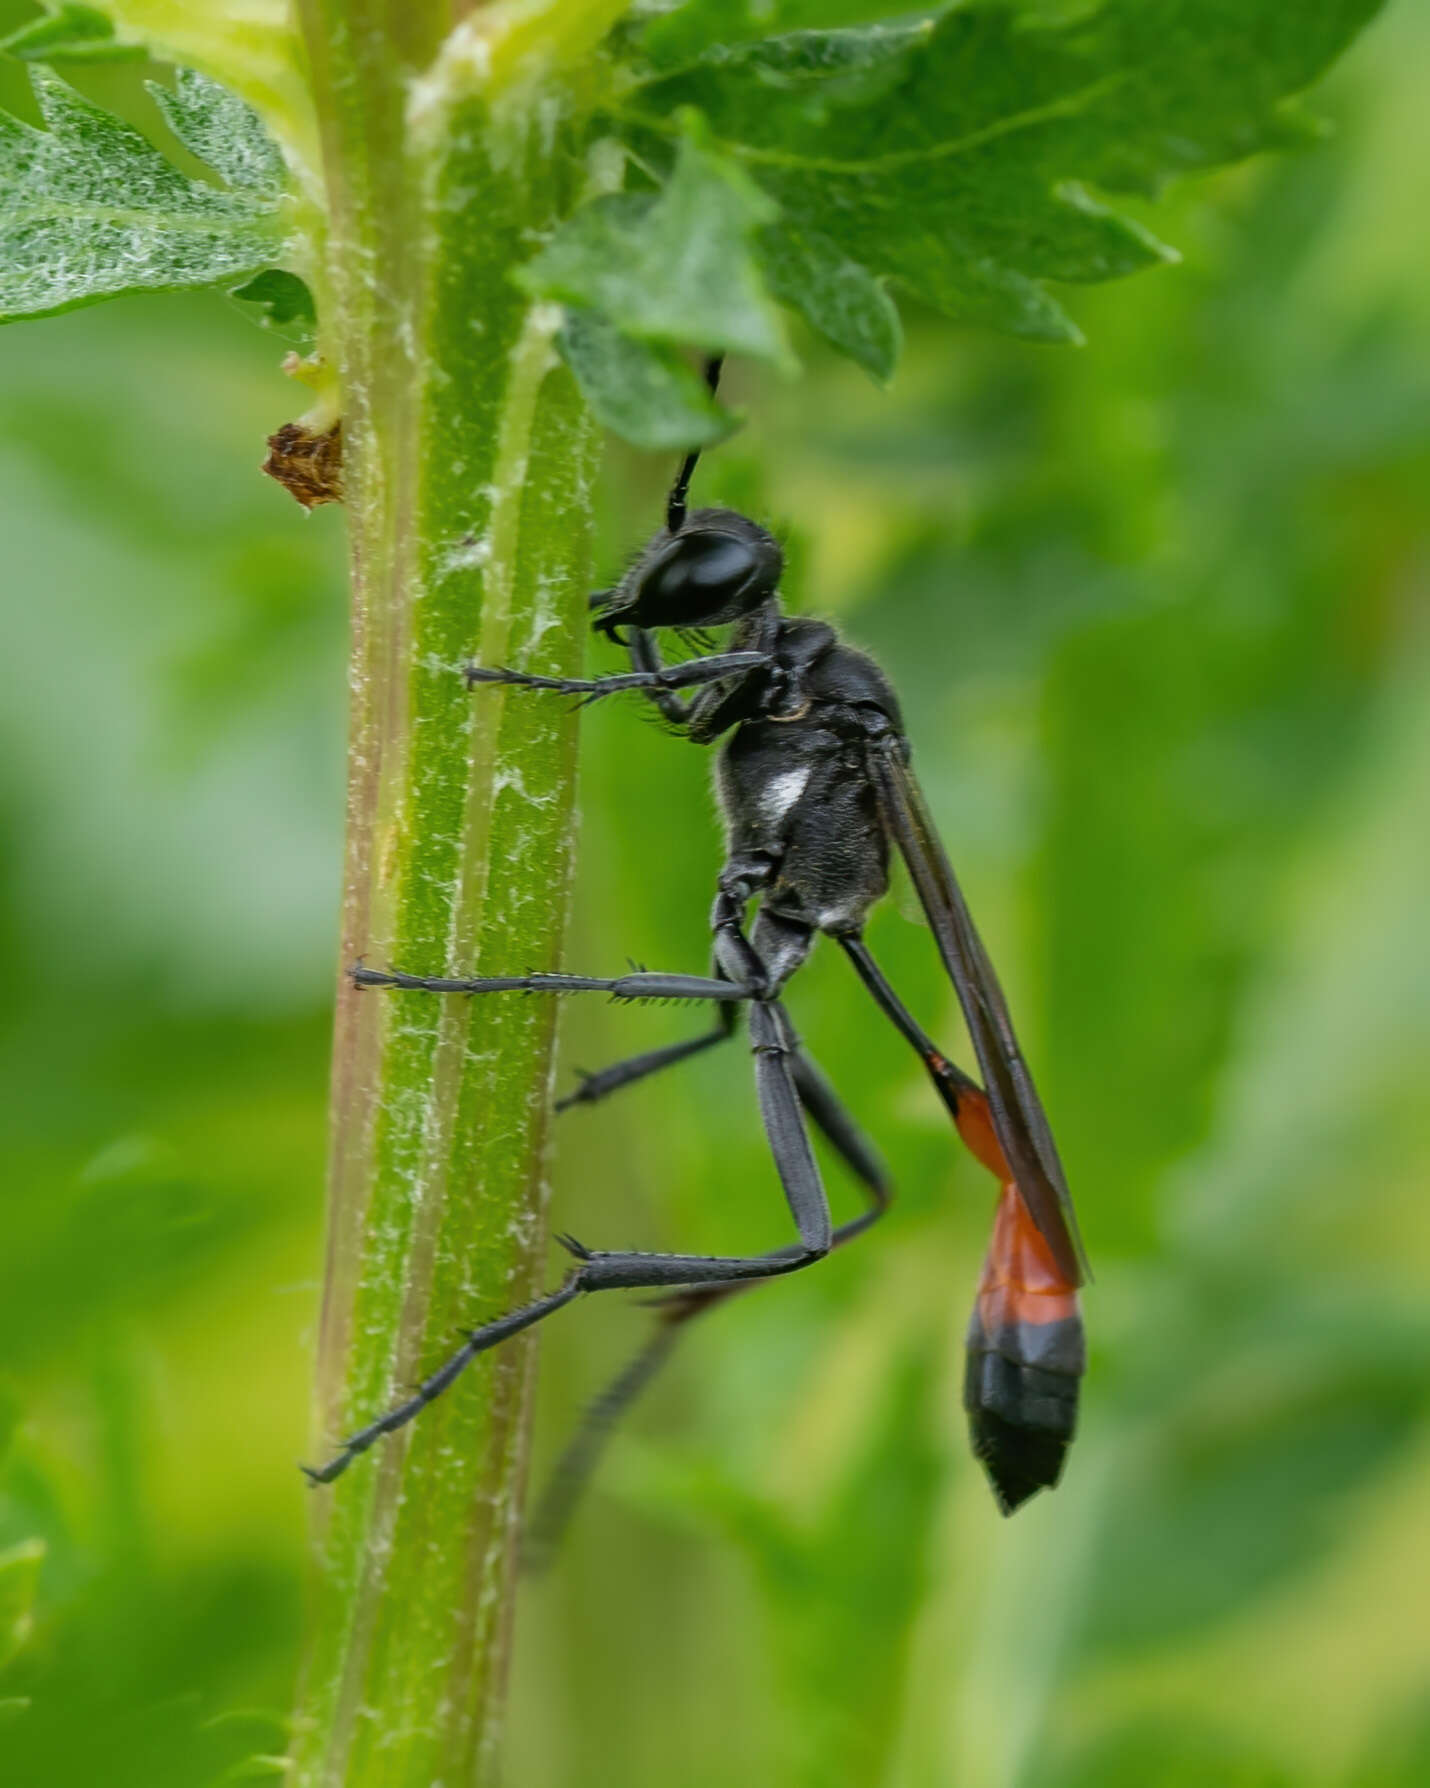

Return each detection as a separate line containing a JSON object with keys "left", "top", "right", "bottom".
{"left": 306, "top": 359, "right": 1089, "bottom": 1524}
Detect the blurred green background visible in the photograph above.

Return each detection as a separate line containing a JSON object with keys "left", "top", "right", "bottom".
{"left": 3, "top": 5, "right": 1430, "bottom": 1785}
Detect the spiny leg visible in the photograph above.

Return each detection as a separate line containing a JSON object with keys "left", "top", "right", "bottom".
{"left": 350, "top": 858, "right": 787, "bottom": 1079}
{"left": 304, "top": 997, "right": 834, "bottom": 1487}
{"left": 353, "top": 951, "right": 832, "bottom": 1287}
{"left": 525, "top": 1015, "right": 893, "bottom": 1563}
{"left": 558, "top": 1022, "right": 733, "bottom": 1110}
{"left": 557, "top": 963, "right": 740, "bottom": 1112}
{"left": 608, "top": 615, "right": 781, "bottom": 743}
{"left": 463, "top": 649, "right": 770, "bottom": 705}
{"left": 612, "top": 626, "right": 697, "bottom": 729}
{"left": 352, "top": 964, "right": 753, "bottom": 1003}
{"left": 302, "top": 1277, "right": 585, "bottom": 1485}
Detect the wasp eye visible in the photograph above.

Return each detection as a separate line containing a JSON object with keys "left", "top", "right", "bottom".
{"left": 594, "top": 509, "right": 782, "bottom": 636}
{"left": 643, "top": 534, "right": 761, "bottom": 620}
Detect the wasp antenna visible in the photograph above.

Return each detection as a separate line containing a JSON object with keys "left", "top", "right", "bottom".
{"left": 665, "top": 356, "right": 725, "bottom": 535}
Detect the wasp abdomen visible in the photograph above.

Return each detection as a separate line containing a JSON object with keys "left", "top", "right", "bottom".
{"left": 963, "top": 1183, "right": 1085, "bottom": 1514}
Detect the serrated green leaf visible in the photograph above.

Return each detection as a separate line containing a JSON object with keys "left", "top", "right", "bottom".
{"left": 0, "top": 66, "right": 285, "bottom": 323}
{"left": 521, "top": 124, "right": 792, "bottom": 369}
{"left": 148, "top": 66, "right": 285, "bottom": 199}
{"left": 557, "top": 309, "right": 737, "bottom": 451}
{"left": 0, "top": 3, "right": 142, "bottom": 63}
{"left": 610, "top": 0, "right": 1381, "bottom": 341}
{"left": 755, "top": 219, "right": 900, "bottom": 380}
{"left": 0, "top": 1540, "right": 44, "bottom": 1674}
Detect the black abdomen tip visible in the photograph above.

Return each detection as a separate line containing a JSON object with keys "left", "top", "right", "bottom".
{"left": 964, "top": 1342, "right": 1078, "bottom": 1515}
{"left": 965, "top": 1405, "right": 1071, "bottom": 1514}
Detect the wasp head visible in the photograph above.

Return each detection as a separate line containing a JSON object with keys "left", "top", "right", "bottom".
{"left": 593, "top": 508, "right": 781, "bottom": 641}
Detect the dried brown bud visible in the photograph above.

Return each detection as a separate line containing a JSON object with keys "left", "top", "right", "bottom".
{"left": 262, "top": 419, "right": 344, "bottom": 510}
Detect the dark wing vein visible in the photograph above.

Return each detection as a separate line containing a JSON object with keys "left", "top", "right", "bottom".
{"left": 868, "top": 736, "right": 1089, "bottom": 1286}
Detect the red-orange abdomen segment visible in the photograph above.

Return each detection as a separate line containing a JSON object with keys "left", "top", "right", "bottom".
{"left": 973, "top": 1179, "right": 1081, "bottom": 1335}
{"left": 963, "top": 1180, "right": 1085, "bottom": 1515}
{"left": 952, "top": 1081, "right": 1010, "bottom": 1181}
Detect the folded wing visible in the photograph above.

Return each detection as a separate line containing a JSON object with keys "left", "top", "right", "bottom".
{"left": 867, "top": 734, "right": 1089, "bottom": 1289}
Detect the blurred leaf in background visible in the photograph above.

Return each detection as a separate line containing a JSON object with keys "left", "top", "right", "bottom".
{"left": 0, "top": 23, "right": 344, "bottom": 1783}
{"left": 2, "top": 3, "right": 1429, "bottom": 1788}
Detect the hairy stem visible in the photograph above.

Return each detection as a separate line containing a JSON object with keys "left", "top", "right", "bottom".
{"left": 287, "top": 6, "right": 602, "bottom": 1783}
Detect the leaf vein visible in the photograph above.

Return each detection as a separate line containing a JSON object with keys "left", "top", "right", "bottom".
{"left": 609, "top": 70, "right": 1130, "bottom": 179}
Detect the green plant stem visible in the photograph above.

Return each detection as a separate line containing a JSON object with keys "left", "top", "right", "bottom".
{"left": 287, "top": 6, "right": 601, "bottom": 1783}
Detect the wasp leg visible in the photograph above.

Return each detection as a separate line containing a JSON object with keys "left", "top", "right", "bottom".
{"left": 557, "top": 1025, "right": 734, "bottom": 1110}
{"left": 524, "top": 1025, "right": 893, "bottom": 1565}
{"left": 785, "top": 1037, "right": 891, "bottom": 1243}
{"left": 556, "top": 1021, "right": 735, "bottom": 1109}
{"left": 463, "top": 650, "right": 769, "bottom": 704}
{"left": 556, "top": 959, "right": 741, "bottom": 1112}
{"left": 303, "top": 999, "right": 834, "bottom": 1488}
{"left": 301, "top": 1277, "right": 585, "bottom": 1486}
{"left": 615, "top": 627, "right": 698, "bottom": 730}
{"left": 351, "top": 851, "right": 788, "bottom": 1009}
{"left": 601, "top": 613, "right": 779, "bottom": 741}
{"left": 352, "top": 965, "right": 754, "bottom": 1002}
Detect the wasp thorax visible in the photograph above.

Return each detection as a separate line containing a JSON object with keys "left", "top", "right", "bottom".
{"left": 598, "top": 508, "right": 782, "bottom": 633}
